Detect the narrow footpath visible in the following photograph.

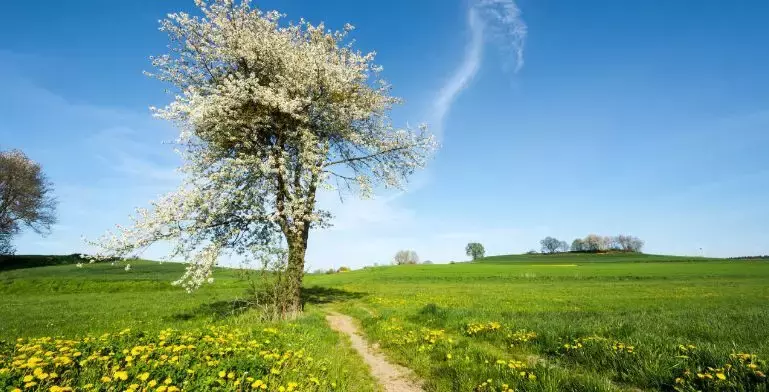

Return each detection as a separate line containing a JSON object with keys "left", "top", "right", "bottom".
{"left": 325, "top": 312, "right": 424, "bottom": 392}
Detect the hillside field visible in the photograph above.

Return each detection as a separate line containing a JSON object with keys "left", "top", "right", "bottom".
{"left": 1, "top": 253, "right": 768, "bottom": 391}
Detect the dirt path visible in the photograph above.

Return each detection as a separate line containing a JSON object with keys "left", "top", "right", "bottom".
{"left": 325, "top": 313, "right": 424, "bottom": 392}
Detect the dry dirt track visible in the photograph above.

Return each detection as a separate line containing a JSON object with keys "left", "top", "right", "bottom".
{"left": 325, "top": 312, "right": 424, "bottom": 392}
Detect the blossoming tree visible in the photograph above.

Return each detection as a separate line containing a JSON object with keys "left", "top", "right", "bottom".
{"left": 91, "top": 0, "right": 435, "bottom": 314}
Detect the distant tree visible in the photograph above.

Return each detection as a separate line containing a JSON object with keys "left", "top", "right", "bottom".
{"left": 601, "top": 236, "right": 617, "bottom": 251}
{"left": 629, "top": 237, "right": 644, "bottom": 252}
{"left": 583, "top": 234, "right": 602, "bottom": 252}
{"left": 540, "top": 237, "right": 562, "bottom": 254}
{"left": 0, "top": 149, "right": 57, "bottom": 254}
{"left": 570, "top": 238, "right": 585, "bottom": 252}
{"left": 337, "top": 266, "right": 350, "bottom": 273}
{"left": 465, "top": 242, "right": 485, "bottom": 260}
{"left": 0, "top": 232, "right": 14, "bottom": 255}
{"left": 422, "top": 260, "right": 433, "bottom": 265}
{"left": 557, "top": 240, "right": 569, "bottom": 252}
{"left": 394, "top": 250, "right": 419, "bottom": 265}
{"left": 617, "top": 235, "right": 644, "bottom": 252}
{"left": 525, "top": 249, "right": 539, "bottom": 255}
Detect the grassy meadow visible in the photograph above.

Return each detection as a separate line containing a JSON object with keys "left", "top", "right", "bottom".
{"left": 0, "top": 257, "right": 376, "bottom": 392}
{"left": 1, "top": 253, "right": 768, "bottom": 391}
{"left": 309, "top": 254, "right": 769, "bottom": 391}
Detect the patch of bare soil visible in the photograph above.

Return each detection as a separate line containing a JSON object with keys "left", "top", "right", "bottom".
{"left": 325, "top": 313, "right": 424, "bottom": 392}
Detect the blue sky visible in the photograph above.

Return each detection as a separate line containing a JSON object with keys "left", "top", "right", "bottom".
{"left": 2, "top": 0, "right": 768, "bottom": 269}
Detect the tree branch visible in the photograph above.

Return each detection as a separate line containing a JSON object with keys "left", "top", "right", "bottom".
{"left": 323, "top": 144, "right": 413, "bottom": 168}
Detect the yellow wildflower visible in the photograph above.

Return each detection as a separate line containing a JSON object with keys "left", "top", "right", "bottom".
{"left": 252, "top": 380, "right": 265, "bottom": 388}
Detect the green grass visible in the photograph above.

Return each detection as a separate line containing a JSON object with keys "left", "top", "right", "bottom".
{"left": 2, "top": 253, "right": 768, "bottom": 391}
{"left": 0, "top": 257, "right": 376, "bottom": 391}
{"left": 0, "top": 259, "right": 248, "bottom": 337}
{"left": 307, "top": 256, "right": 769, "bottom": 391}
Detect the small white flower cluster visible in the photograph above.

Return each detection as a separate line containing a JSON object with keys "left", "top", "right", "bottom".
{"left": 88, "top": 0, "right": 436, "bottom": 291}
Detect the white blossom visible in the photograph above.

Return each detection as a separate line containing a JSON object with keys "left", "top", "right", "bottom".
{"left": 88, "top": 0, "right": 436, "bottom": 297}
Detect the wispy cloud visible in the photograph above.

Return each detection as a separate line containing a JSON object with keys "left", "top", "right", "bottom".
{"left": 431, "top": 0, "right": 527, "bottom": 134}
{"left": 86, "top": 126, "right": 181, "bottom": 186}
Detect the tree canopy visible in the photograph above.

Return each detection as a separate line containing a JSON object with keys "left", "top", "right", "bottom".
{"left": 465, "top": 242, "right": 485, "bottom": 260}
{"left": 394, "top": 250, "right": 419, "bottom": 265}
{"left": 90, "top": 0, "right": 435, "bottom": 314}
{"left": 0, "top": 149, "right": 57, "bottom": 254}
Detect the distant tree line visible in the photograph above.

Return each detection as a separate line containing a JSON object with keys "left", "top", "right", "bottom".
{"left": 537, "top": 234, "right": 644, "bottom": 254}
{"left": 728, "top": 255, "right": 769, "bottom": 260}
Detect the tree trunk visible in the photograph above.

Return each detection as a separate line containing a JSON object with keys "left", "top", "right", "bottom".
{"left": 284, "top": 233, "right": 307, "bottom": 316}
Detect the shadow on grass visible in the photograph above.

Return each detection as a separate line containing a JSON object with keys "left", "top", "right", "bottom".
{"left": 301, "top": 286, "right": 366, "bottom": 305}
{"left": 169, "top": 299, "right": 252, "bottom": 321}
{"left": 169, "top": 287, "right": 365, "bottom": 321}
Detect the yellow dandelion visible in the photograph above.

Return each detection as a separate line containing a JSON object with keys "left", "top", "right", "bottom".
{"left": 252, "top": 380, "right": 265, "bottom": 388}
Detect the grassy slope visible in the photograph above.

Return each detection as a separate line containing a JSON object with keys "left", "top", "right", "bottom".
{"left": 307, "top": 256, "right": 769, "bottom": 391}
{"left": 3, "top": 254, "right": 768, "bottom": 391}
{"left": 0, "top": 259, "right": 247, "bottom": 337}
{"left": 0, "top": 257, "right": 376, "bottom": 391}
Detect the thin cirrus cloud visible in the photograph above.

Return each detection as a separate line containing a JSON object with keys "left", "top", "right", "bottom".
{"left": 431, "top": 0, "right": 527, "bottom": 135}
